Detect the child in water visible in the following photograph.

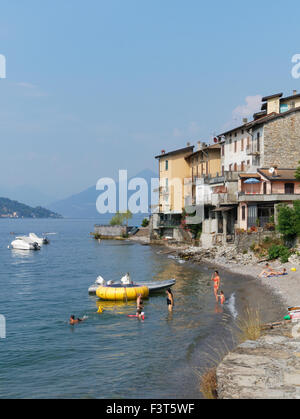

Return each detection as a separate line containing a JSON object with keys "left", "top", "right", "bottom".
{"left": 217, "top": 291, "right": 225, "bottom": 305}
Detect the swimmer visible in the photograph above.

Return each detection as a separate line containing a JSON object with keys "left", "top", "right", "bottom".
{"left": 135, "top": 293, "right": 144, "bottom": 319}
{"left": 218, "top": 291, "right": 225, "bottom": 305}
{"left": 69, "top": 315, "right": 85, "bottom": 325}
{"left": 211, "top": 271, "right": 220, "bottom": 302}
{"left": 166, "top": 288, "right": 174, "bottom": 312}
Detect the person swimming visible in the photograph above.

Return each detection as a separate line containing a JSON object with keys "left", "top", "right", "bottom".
{"left": 211, "top": 271, "right": 220, "bottom": 302}
{"left": 135, "top": 294, "right": 144, "bottom": 320}
{"left": 166, "top": 288, "right": 174, "bottom": 312}
{"left": 69, "top": 315, "right": 85, "bottom": 325}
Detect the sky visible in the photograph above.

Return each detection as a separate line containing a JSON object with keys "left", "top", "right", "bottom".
{"left": 0, "top": 0, "right": 300, "bottom": 202}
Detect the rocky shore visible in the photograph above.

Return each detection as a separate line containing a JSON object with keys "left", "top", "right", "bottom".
{"left": 154, "top": 241, "right": 300, "bottom": 399}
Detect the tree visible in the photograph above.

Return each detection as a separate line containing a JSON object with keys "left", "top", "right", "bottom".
{"left": 109, "top": 211, "right": 124, "bottom": 226}
{"left": 123, "top": 210, "right": 132, "bottom": 228}
{"left": 295, "top": 161, "right": 300, "bottom": 181}
{"left": 277, "top": 203, "right": 297, "bottom": 240}
{"left": 109, "top": 210, "right": 133, "bottom": 227}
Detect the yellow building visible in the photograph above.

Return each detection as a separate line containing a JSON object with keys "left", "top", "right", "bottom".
{"left": 155, "top": 145, "right": 194, "bottom": 215}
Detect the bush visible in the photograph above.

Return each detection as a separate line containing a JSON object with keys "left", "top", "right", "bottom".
{"left": 141, "top": 218, "right": 149, "bottom": 227}
{"left": 268, "top": 244, "right": 291, "bottom": 263}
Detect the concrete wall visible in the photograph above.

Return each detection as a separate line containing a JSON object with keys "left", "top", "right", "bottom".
{"left": 94, "top": 225, "right": 127, "bottom": 237}
{"left": 262, "top": 111, "right": 300, "bottom": 168}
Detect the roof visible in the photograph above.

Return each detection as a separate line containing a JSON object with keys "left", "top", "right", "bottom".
{"left": 262, "top": 93, "right": 283, "bottom": 102}
{"left": 239, "top": 173, "right": 261, "bottom": 179}
{"left": 218, "top": 106, "right": 300, "bottom": 137}
{"left": 155, "top": 146, "right": 194, "bottom": 159}
{"left": 258, "top": 168, "right": 298, "bottom": 181}
{"left": 185, "top": 143, "right": 221, "bottom": 159}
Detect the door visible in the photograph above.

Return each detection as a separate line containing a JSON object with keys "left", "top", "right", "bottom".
{"left": 248, "top": 205, "right": 257, "bottom": 228}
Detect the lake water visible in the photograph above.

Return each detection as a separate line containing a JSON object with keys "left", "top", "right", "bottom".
{"left": 0, "top": 219, "right": 285, "bottom": 399}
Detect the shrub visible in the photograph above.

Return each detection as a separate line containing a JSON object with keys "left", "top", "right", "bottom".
{"left": 199, "top": 368, "right": 218, "bottom": 399}
{"left": 141, "top": 218, "right": 149, "bottom": 227}
{"left": 268, "top": 244, "right": 291, "bottom": 263}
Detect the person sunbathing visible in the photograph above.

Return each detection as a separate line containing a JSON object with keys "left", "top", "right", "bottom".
{"left": 266, "top": 268, "right": 287, "bottom": 277}
{"left": 259, "top": 263, "right": 275, "bottom": 278}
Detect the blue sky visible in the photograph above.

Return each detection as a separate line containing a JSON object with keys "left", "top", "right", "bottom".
{"left": 0, "top": 0, "right": 300, "bottom": 202}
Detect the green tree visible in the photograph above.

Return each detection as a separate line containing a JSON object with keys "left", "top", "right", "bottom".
{"left": 141, "top": 218, "right": 149, "bottom": 227}
{"left": 295, "top": 161, "right": 300, "bottom": 181}
{"left": 109, "top": 210, "right": 133, "bottom": 227}
{"left": 109, "top": 211, "right": 124, "bottom": 226}
{"left": 277, "top": 204, "right": 296, "bottom": 240}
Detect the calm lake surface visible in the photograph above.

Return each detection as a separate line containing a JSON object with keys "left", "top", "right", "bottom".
{"left": 0, "top": 219, "right": 285, "bottom": 399}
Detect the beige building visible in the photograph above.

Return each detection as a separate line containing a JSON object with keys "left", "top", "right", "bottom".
{"left": 155, "top": 145, "right": 194, "bottom": 215}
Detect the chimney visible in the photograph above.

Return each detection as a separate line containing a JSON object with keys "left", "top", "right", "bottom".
{"left": 187, "top": 142, "right": 191, "bottom": 147}
{"left": 197, "top": 141, "right": 201, "bottom": 151}
{"left": 243, "top": 118, "right": 248, "bottom": 124}
{"left": 161, "top": 150, "right": 165, "bottom": 154}
{"left": 293, "top": 90, "right": 298, "bottom": 96}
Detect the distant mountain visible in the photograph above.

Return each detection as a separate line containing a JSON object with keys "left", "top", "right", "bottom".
{"left": 49, "top": 169, "right": 158, "bottom": 223}
{"left": 0, "top": 197, "right": 62, "bottom": 219}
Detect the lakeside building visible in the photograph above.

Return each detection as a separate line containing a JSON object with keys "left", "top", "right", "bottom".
{"left": 151, "top": 90, "right": 300, "bottom": 246}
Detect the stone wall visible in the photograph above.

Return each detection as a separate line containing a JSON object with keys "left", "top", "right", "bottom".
{"left": 94, "top": 225, "right": 127, "bottom": 237}
{"left": 235, "top": 231, "right": 279, "bottom": 252}
{"left": 263, "top": 111, "right": 300, "bottom": 168}
{"left": 217, "top": 324, "right": 300, "bottom": 399}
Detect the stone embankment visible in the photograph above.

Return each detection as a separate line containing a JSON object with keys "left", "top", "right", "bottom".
{"left": 217, "top": 323, "right": 300, "bottom": 399}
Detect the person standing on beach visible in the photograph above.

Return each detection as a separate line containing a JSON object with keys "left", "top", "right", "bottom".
{"left": 218, "top": 291, "right": 225, "bottom": 305}
{"left": 166, "top": 289, "right": 174, "bottom": 312}
{"left": 211, "top": 271, "right": 220, "bottom": 302}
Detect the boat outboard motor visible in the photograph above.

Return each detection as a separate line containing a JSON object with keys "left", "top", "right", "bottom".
{"left": 96, "top": 276, "right": 106, "bottom": 286}
{"left": 32, "top": 242, "right": 40, "bottom": 250}
{"left": 121, "top": 273, "right": 131, "bottom": 285}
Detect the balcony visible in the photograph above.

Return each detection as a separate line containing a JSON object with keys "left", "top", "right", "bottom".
{"left": 238, "top": 192, "right": 300, "bottom": 202}
{"left": 246, "top": 145, "right": 260, "bottom": 156}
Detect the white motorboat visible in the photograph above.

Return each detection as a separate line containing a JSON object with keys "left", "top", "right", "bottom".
{"left": 10, "top": 236, "right": 41, "bottom": 250}
{"left": 88, "top": 274, "right": 176, "bottom": 295}
{"left": 29, "top": 233, "right": 49, "bottom": 245}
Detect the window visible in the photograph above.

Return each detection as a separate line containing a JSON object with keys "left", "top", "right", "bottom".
{"left": 222, "top": 145, "right": 225, "bottom": 156}
{"left": 234, "top": 141, "right": 237, "bottom": 153}
{"left": 234, "top": 163, "right": 237, "bottom": 172}
{"left": 229, "top": 164, "right": 232, "bottom": 172}
{"left": 263, "top": 182, "right": 267, "bottom": 194}
{"left": 242, "top": 206, "right": 246, "bottom": 221}
{"left": 247, "top": 160, "right": 250, "bottom": 166}
{"left": 165, "top": 160, "right": 168, "bottom": 170}
{"left": 221, "top": 165, "right": 224, "bottom": 176}
{"left": 241, "top": 161, "right": 245, "bottom": 171}
{"left": 285, "top": 183, "right": 295, "bottom": 194}
{"left": 241, "top": 138, "right": 244, "bottom": 151}
{"left": 257, "top": 133, "right": 260, "bottom": 152}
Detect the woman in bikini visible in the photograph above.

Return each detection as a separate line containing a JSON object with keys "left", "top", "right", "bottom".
{"left": 211, "top": 271, "right": 220, "bottom": 302}
{"left": 166, "top": 289, "right": 174, "bottom": 312}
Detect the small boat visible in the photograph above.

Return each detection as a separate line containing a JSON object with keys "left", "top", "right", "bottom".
{"left": 29, "top": 233, "right": 49, "bottom": 245}
{"left": 88, "top": 274, "right": 176, "bottom": 296}
{"left": 10, "top": 236, "right": 41, "bottom": 250}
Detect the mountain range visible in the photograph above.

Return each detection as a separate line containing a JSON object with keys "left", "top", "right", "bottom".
{"left": 48, "top": 169, "right": 158, "bottom": 223}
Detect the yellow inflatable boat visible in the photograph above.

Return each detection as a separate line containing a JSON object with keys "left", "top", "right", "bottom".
{"left": 96, "top": 284, "right": 149, "bottom": 301}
